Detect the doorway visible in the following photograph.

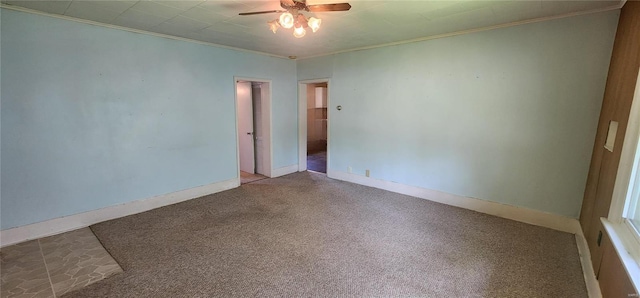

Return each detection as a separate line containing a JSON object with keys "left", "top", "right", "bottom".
{"left": 298, "top": 79, "right": 330, "bottom": 174}
{"left": 235, "top": 78, "right": 272, "bottom": 184}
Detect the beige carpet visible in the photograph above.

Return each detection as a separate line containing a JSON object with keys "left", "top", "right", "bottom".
{"left": 65, "top": 172, "right": 587, "bottom": 297}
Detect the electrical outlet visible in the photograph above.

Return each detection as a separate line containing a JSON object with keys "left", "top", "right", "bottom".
{"left": 365, "top": 169, "right": 370, "bottom": 177}
{"left": 348, "top": 166, "right": 352, "bottom": 173}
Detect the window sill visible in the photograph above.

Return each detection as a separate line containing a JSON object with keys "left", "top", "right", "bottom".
{"left": 601, "top": 218, "right": 640, "bottom": 293}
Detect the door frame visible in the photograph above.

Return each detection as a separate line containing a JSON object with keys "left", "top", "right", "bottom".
{"left": 236, "top": 81, "right": 255, "bottom": 174}
{"left": 298, "top": 78, "right": 331, "bottom": 173}
{"left": 234, "top": 76, "right": 273, "bottom": 180}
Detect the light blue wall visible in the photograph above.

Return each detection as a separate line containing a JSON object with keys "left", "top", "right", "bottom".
{"left": 0, "top": 8, "right": 621, "bottom": 229}
{"left": 0, "top": 9, "right": 297, "bottom": 229}
{"left": 298, "top": 11, "right": 619, "bottom": 218}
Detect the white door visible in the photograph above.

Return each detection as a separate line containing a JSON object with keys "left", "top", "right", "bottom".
{"left": 237, "top": 81, "right": 255, "bottom": 174}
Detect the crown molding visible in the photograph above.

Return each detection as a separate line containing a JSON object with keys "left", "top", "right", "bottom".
{"left": 0, "top": 4, "right": 291, "bottom": 60}
{"left": 298, "top": 2, "right": 624, "bottom": 60}
{"left": 0, "top": 2, "right": 625, "bottom": 62}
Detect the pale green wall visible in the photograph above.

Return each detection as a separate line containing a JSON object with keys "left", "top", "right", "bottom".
{"left": 1, "top": 9, "right": 297, "bottom": 229}
{"left": 297, "top": 11, "right": 619, "bottom": 218}
{"left": 0, "top": 8, "right": 621, "bottom": 229}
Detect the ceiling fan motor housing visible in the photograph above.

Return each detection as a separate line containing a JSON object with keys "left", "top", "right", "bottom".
{"left": 282, "top": 0, "right": 309, "bottom": 11}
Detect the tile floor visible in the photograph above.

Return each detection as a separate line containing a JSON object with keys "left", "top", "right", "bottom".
{"left": 307, "top": 151, "right": 327, "bottom": 173}
{"left": 240, "top": 171, "right": 267, "bottom": 184}
{"left": 1, "top": 228, "right": 122, "bottom": 297}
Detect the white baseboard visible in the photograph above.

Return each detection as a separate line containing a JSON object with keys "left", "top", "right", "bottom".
{"left": 2, "top": 168, "right": 599, "bottom": 295}
{"left": 575, "top": 230, "right": 603, "bottom": 298}
{"left": 271, "top": 164, "right": 298, "bottom": 178}
{"left": 328, "top": 170, "right": 582, "bottom": 234}
{"left": 0, "top": 178, "right": 240, "bottom": 248}
{"left": 326, "top": 170, "right": 598, "bottom": 294}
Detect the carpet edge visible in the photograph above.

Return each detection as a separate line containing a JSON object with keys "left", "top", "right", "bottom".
{"left": 0, "top": 177, "right": 240, "bottom": 247}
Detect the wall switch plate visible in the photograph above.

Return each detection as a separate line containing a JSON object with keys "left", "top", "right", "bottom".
{"left": 604, "top": 120, "right": 618, "bottom": 152}
{"left": 365, "top": 170, "right": 370, "bottom": 177}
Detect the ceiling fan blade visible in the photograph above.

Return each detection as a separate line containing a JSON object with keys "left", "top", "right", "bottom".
{"left": 307, "top": 3, "right": 351, "bottom": 12}
{"left": 239, "top": 10, "right": 285, "bottom": 16}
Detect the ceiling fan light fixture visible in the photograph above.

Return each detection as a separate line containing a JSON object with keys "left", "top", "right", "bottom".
{"left": 293, "top": 25, "right": 306, "bottom": 38}
{"left": 279, "top": 12, "right": 294, "bottom": 29}
{"left": 307, "top": 17, "right": 321, "bottom": 33}
{"left": 239, "top": 1, "right": 351, "bottom": 38}
{"left": 267, "top": 20, "right": 280, "bottom": 33}
{"left": 296, "top": 13, "right": 307, "bottom": 24}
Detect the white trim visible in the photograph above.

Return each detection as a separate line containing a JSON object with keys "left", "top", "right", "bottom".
{"left": 602, "top": 218, "right": 640, "bottom": 294}
{"left": 0, "top": 4, "right": 289, "bottom": 60}
{"left": 235, "top": 80, "right": 250, "bottom": 176}
{"left": 575, "top": 231, "right": 603, "bottom": 298}
{"left": 271, "top": 164, "right": 299, "bottom": 178}
{"left": 1, "top": 2, "right": 622, "bottom": 61}
{"left": 602, "top": 67, "right": 640, "bottom": 293}
{"left": 263, "top": 83, "right": 274, "bottom": 178}
{"left": 326, "top": 82, "right": 331, "bottom": 175}
{"left": 298, "top": 79, "right": 331, "bottom": 173}
{"left": 298, "top": 83, "right": 308, "bottom": 172}
{"left": 297, "top": 4, "right": 622, "bottom": 60}
{"left": 609, "top": 67, "right": 640, "bottom": 221}
{"left": 234, "top": 77, "right": 273, "bottom": 179}
{"left": 327, "top": 169, "right": 598, "bottom": 294}
{"left": 328, "top": 170, "right": 582, "bottom": 234}
{"left": 0, "top": 178, "right": 239, "bottom": 248}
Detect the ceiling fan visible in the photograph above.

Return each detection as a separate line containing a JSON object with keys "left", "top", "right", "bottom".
{"left": 238, "top": 0, "right": 352, "bottom": 38}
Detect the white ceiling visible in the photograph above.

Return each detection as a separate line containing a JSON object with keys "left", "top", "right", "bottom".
{"left": 1, "top": 0, "right": 623, "bottom": 58}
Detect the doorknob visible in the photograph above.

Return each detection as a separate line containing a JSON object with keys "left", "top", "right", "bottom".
{"left": 247, "top": 132, "right": 253, "bottom": 135}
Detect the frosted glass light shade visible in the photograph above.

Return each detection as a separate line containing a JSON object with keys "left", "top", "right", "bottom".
{"left": 308, "top": 17, "right": 321, "bottom": 33}
{"left": 279, "top": 12, "right": 294, "bottom": 29}
{"left": 293, "top": 26, "right": 306, "bottom": 38}
{"left": 267, "top": 20, "right": 280, "bottom": 33}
